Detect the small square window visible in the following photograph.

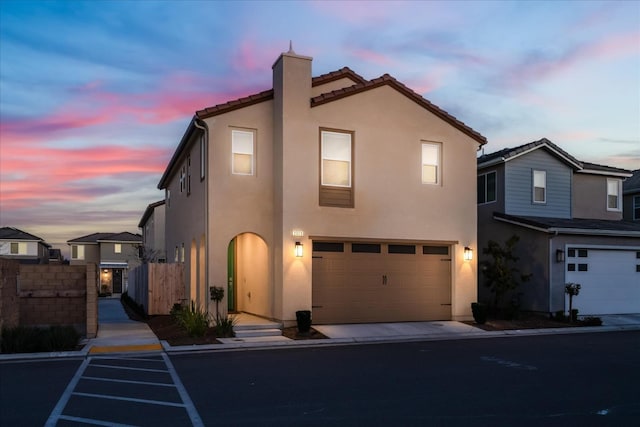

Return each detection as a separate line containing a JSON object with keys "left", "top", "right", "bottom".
{"left": 578, "top": 249, "right": 588, "bottom": 258}
{"left": 578, "top": 264, "right": 588, "bottom": 272}
{"left": 567, "top": 264, "right": 576, "bottom": 271}
{"left": 636, "top": 265, "right": 640, "bottom": 273}
{"left": 568, "top": 249, "right": 576, "bottom": 258}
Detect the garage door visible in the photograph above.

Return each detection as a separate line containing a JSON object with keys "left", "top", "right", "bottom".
{"left": 312, "top": 241, "right": 452, "bottom": 324}
{"left": 565, "top": 248, "right": 640, "bottom": 315}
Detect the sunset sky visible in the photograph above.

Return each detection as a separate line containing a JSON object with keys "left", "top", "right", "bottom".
{"left": 1, "top": 0, "right": 639, "bottom": 255}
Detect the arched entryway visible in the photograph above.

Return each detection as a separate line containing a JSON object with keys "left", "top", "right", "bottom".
{"left": 227, "top": 233, "right": 271, "bottom": 319}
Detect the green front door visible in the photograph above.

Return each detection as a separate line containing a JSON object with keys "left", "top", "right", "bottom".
{"left": 227, "top": 238, "right": 236, "bottom": 312}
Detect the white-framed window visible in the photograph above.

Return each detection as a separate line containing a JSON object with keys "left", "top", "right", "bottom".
{"left": 533, "top": 170, "right": 546, "bottom": 203}
{"left": 607, "top": 179, "right": 621, "bottom": 211}
{"left": 174, "top": 246, "right": 179, "bottom": 262}
{"left": 114, "top": 243, "right": 122, "bottom": 254}
{"left": 180, "top": 243, "right": 185, "bottom": 262}
{"left": 10, "top": 242, "right": 27, "bottom": 255}
{"left": 71, "top": 245, "right": 85, "bottom": 260}
{"left": 321, "top": 130, "right": 352, "bottom": 187}
{"left": 232, "top": 129, "right": 255, "bottom": 175}
{"left": 179, "top": 165, "right": 186, "bottom": 193}
{"left": 634, "top": 195, "right": 640, "bottom": 220}
{"left": 477, "top": 171, "right": 497, "bottom": 204}
{"left": 421, "top": 142, "right": 441, "bottom": 185}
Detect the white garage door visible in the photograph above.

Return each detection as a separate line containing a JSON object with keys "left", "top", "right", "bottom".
{"left": 565, "top": 248, "right": 640, "bottom": 315}
{"left": 312, "top": 241, "right": 452, "bottom": 324}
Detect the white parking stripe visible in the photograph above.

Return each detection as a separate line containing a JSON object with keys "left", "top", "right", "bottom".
{"left": 58, "top": 414, "right": 138, "bottom": 427}
{"left": 162, "top": 353, "right": 204, "bottom": 427}
{"left": 71, "top": 391, "right": 187, "bottom": 407}
{"left": 89, "top": 363, "right": 169, "bottom": 373}
{"left": 81, "top": 376, "right": 175, "bottom": 387}
{"left": 45, "top": 357, "right": 91, "bottom": 427}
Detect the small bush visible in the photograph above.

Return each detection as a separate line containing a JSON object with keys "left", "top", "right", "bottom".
{"left": 1, "top": 325, "right": 80, "bottom": 354}
{"left": 582, "top": 316, "right": 602, "bottom": 326}
{"left": 214, "top": 315, "right": 236, "bottom": 338}
{"left": 554, "top": 310, "right": 566, "bottom": 322}
{"left": 175, "top": 302, "right": 209, "bottom": 337}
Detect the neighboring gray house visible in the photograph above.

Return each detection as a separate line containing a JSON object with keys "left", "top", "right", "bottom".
{"left": 67, "top": 232, "right": 142, "bottom": 294}
{"left": 0, "top": 227, "right": 50, "bottom": 264}
{"left": 477, "top": 138, "right": 640, "bottom": 316}
{"left": 623, "top": 169, "right": 640, "bottom": 221}
{"left": 138, "top": 200, "right": 166, "bottom": 263}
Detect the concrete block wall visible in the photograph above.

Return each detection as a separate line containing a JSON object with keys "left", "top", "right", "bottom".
{"left": 0, "top": 259, "right": 20, "bottom": 331}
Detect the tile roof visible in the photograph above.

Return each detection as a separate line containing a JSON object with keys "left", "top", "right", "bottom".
{"left": 67, "top": 232, "right": 142, "bottom": 244}
{"left": 494, "top": 212, "right": 640, "bottom": 235}
{"left": 196, "top": 89, "right": 274, "bottom": 119}
{"left": 623, "top": 169, "right": 640, "bottom": 194}
{"left": 0, "top": 227, "right": 46, "bottom": 242}
{"left": 310, "top": 73, "right": 487, "bottom": 145}
{"left": 311, "top": 67, "right": 367, "bottom": 87}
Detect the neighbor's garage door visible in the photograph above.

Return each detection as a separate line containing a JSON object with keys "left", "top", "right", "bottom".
{"left": 312, "top": 241, "right": 452, "bottom": 324}
{"left": 565, "top": 248, "right": 640, "bottom": 315}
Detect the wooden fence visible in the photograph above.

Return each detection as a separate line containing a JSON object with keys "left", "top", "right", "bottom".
{"left": 128, "top": 263, "right": 185, "bottom": 315}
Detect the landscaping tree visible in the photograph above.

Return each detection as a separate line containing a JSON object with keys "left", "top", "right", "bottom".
{"left": 480, "top": 235, "right": 532, "bottom": 312}
{"left": 209, "top": 286, "right": 225, "bottom": 322}
{"left": 565, "top": 282, "right": 581, "bottom": 323}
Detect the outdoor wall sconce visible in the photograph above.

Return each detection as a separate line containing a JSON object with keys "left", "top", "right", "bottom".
{"left": 556, "top": 249, "right": 565, "bottom": 263}
{"left": 295, "top": 241, "right": 303, "bottom": 257}
{"left": 464, "top": 246, "right": 473, "bottom": 261}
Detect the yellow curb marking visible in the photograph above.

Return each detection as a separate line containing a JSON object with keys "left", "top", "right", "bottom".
{"left": 89, "top": 343, "right": 162, "bottom": 354}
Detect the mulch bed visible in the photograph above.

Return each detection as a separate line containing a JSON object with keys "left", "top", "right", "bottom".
{"left": 464, "top": 312, "right": 595, "bottom": 331}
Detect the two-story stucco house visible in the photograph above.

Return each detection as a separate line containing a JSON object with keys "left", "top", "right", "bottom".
{"left": 477, "top": 138, "right": 640, "bottom": 316}
{"left": 0, "top": 227, "right": 51, "bottom": 264}
{"left": 67, "top": 232, "right": 142, "bottom": 294}
{"left": 158, "top": 48, "right": 486, "bottom": 326}
{"left": 138, "top": 200, "right": 166, "bottom": 263}
{"left": 623, "top": 169, "right": 640, "bottom": 221}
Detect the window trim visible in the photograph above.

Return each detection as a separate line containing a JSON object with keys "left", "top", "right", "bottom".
{"left": 477, "top": 170, "right": 497, "bottom": 205}
{"left": 320, "top": 129, "right": 353, "bottom": 188}
{"left": 634, "top": 195, "right": 640, "bottom": 220}
{"left": 231, "top": 128, "right": 256, "bottom": 176}
{"left": 114, "top": 243, "right": 122, "bottom": 254}
{"left": 319, "top": 127, "right": 355, "bottom": 208}
{"left": 606, "top": 178, "right": 621, "bottom": 212}
{"left": 71, "top": 244, "right": 85, "bottom": 260}
{"left": 533, "top": 170, "right": 546, "bottom": 204}
{"left": 421, "top": 141, "right": 442, "bottom": 185}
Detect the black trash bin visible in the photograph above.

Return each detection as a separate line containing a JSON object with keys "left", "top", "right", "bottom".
{"left": 295, "top": 310, "right": 312, "bottom": 333}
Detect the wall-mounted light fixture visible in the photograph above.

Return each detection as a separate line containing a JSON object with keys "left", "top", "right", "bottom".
{"left": 463, "top": 246, "right": 473, "bottom": 261}
{"left": 556, "top": 249, "right": 565, "bottom": 263}
{"left": 295, "top": 241, "right": 303, "bottom": 257}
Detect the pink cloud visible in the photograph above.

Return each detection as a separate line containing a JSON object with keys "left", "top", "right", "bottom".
{"left": 349, "top": 48, "right": 396, "bottom": 67}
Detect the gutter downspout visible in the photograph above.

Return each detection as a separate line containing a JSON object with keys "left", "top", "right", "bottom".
{"left": 193, "top": 118, "right": 209, "bottom": 315}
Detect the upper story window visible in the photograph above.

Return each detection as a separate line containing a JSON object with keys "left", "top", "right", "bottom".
{"left": 607, "top": 179, "right": 621, "bottom": 211}
{"left": 187, "top": 156, "right": 191, "bottom": 195}
{"left": 179, "top": 165, "right": 186, "bottom": 193}
{"left": 320, "top": 128, "right": 354, "bottom": 208}
{"left": 71, "top": 245, "right": 85, "bottom": 260}
{"left": 10, "top": 242, "right": 27, "bottom": 255}
{"left": 477, "top": 171, "right": 497, "bottom": 204}
{"left": 166, "top": 189, "right": 170, "bottom": 208}
{"left": 114, "top": 243, "right": 122, "bottom": 254}
{"left": 421, "top": 142, "right": 441, "bottom": 185}
{"left": 232, "top": 129, "right": 255, "bottom": 175}
{"left": 634, "top": 195, "right": 640, "bottom": 220}
{"left": 533, "top": 170, "right": 546, "bottom": 204}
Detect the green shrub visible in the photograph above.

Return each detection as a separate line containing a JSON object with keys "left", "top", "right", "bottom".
{"left": 582, "top": 316, "right": 602, "bottom": 326}
{"left": 175, "top": 302, "right": 209, "bottom": 337}
{"left": 1, "top": 325, "right": 80, "bottom": 353}
{"left": 214, "top": 315, "right": 236, "bottom": 338}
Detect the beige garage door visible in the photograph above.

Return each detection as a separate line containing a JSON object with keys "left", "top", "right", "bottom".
{"left": 312, "top": 241, "right": 452, "bottom": 324}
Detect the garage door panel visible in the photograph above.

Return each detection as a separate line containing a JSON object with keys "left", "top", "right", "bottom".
{"left": 566, "top": 248, "right": 640, "bottom": 315}
{"left": 312, "top": 242, "right": 452, "bottom": 324}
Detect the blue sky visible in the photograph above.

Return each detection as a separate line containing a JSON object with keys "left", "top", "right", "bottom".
{"left": 1, "top": 0, "right": 639, "bottom": 252}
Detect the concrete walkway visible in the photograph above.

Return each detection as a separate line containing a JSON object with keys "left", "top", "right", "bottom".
{"left": 88, "top": 298, "right": 162, "bottom": 354}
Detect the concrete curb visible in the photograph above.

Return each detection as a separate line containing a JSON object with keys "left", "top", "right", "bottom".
{"left": 2, "top": 323, "right": 639, "bottom": 361}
